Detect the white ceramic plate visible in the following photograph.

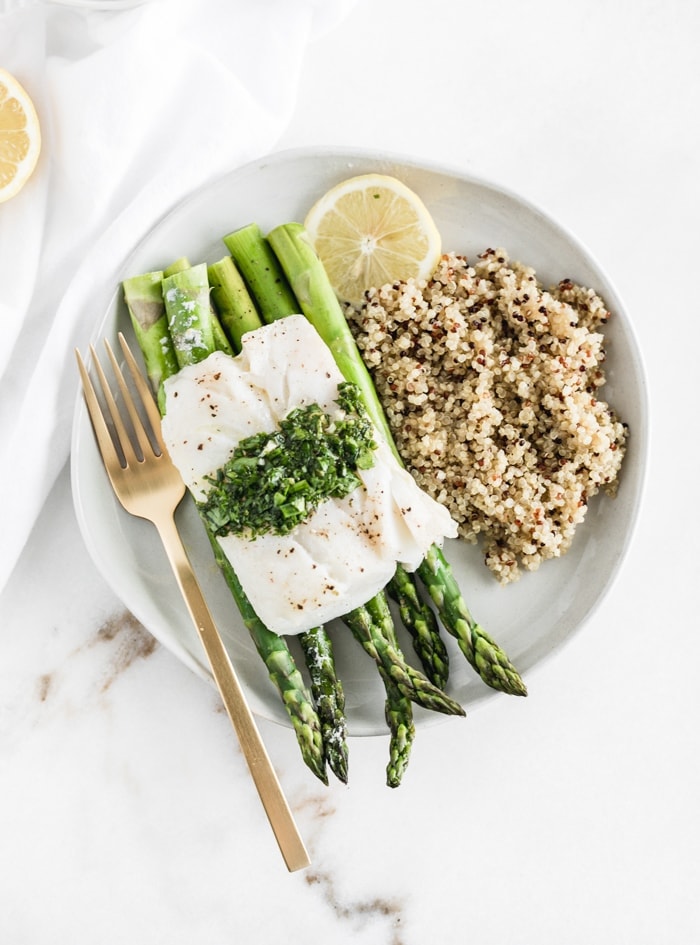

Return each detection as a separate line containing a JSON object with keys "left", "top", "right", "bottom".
{"left": 71, "top": 146, "right": 649, "bottom": 736}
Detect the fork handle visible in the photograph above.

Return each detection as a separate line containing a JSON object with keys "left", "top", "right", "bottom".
{"left": 154, "top": 512, "right": 310, "bottom": 872}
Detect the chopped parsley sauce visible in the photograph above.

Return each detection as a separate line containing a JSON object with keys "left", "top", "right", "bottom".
{"left": 198, "top": 382, "right": 377, "bottom": 539}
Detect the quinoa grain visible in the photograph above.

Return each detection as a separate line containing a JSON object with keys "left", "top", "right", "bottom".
{"left": 346, "top": 249, "right": 628, "bottom": 584}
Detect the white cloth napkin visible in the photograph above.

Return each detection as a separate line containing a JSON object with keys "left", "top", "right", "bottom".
{"left": 0, "top": 0, "right": 356, "bottom": 593}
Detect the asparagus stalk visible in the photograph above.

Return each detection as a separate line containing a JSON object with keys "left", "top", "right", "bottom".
{"left": 342, "top": 594, "right": 464, "bottom": 717}
{"left": 207, "top": 255, "right": 263, "bottom": 352}
{"left": 122, "top": 268, "right": 329, "bottom": 783}
{"left": 165, "top": 256, "right": 235, "bottom": 356}
{"left": 369, "top": 584, "right": 415, "bottom": 787}
{"left": 162, "top": 262, "right": 216, "bottom": 367}
{"left": 418, "top": 545, "right": 527, "bottom": 696}
{"left": 208, "top": 532, "right": 327, "bottom": 784}
{"left": 223, "top": 223, "right": 298, "bottom": 322}
{"left": 163, "top": 257, "right": 191, "bottom": 278}
{"left": 266, "top": 224, "right": 395, "bottom": 443}
{"left": 266, "top": 222, "right": 526, "bottom": 698}
{"left": 122, "top": 270, "right": 179, "bottom": 412}
{"left": 382, "top": 676, "right": 415, "bottom": 788}
{"left": 210, "top": 252, "right": 350, "bottom": 783}
{"left": 162, "top": 257, "right": 234, "bottom": 357}
{"left": 299, "top": 627, "right": 349, "bottom": 784}
{"left": 387, "top": 563, "right": 450, "bottom": 690}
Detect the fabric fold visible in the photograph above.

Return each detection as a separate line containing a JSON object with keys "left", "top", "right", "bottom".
{"left": 0, "top": 0, "right": 357, "bottom": 592}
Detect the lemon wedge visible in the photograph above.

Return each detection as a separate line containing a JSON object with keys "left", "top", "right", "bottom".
{"left": 304, "top": 173, "right": 441, "bottom": 304}
{"left": 0, "top": 69, "right": 41, "bottom": 204}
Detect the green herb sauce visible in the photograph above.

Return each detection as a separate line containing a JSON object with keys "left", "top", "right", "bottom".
{"left": 198, "top": 381, "right": 377, "bottom": 539}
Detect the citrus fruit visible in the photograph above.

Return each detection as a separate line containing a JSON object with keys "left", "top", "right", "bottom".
{"left": 304, "top": 173, "right": 442, "bottom": 304}
{"left": 0, "top": 68, "right": 41, "bottom": 204}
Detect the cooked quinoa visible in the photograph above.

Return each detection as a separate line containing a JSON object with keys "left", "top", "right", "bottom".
{"left": 346, "top": 249, "right": 628, "bottom": 584}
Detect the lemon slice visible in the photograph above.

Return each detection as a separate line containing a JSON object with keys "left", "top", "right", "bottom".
{"left": 304, "top": 173, "right": 442, "bottom": 304}
{"left": 0, "top": 69, "right": 41, "bottom": 204}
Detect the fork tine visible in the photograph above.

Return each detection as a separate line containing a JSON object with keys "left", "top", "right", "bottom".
{"left": 117, "top": 332, "right": 166, "bottom": 451}
{"left": 91, "top": 342, "right": 140, "bottom": 469}
{"left": 75, "top": 348, "right": 123, "bottom": 470}
{"left": 103, "top": 337, "right": 155, "bottom": 462}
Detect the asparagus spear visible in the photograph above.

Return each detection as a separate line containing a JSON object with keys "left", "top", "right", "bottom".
{"left": 266, "top": 222, "right": 526, "bottom": 698}
{"left": 122, "top": 267, "right": 329, "bottom": 783}
{"left": 163, "top": 257, "right": 191, "bottom": 278}
{"left": 208, "top": 532, "right": 328, "bottom": 784}
{"left": 162, "top": 262, "right": 217, "bottom": 367}
{"left": 223, "top": 223, "right": 298, "bottom": 321}
{"left": 382, "top": 676, "right": 415, "bottom": 788}
{"left": 207, "top": 255, "right": 263, "bottom": 352}
{"left": 122, "top": 270, "right": 179, "bottom": 413}
{"left": 209, "top": 252, "right": 350, "bottom": 782}
{"left": 418, "top": 545, "right": 527, "bottom": 696}
{"left": 266, "top": 224, "right": 395, "bottom": 442}
{"left": 299, "top": 627, "right": 349, "bottom": 784}
{"left": 368, "top": 583, "right": 415, "bottom": 787}
{"left": 342, "top": 595, "right": 464, "bottom": 717}
{"left": 163, "top": 255, "right": 234, "bottom": 356}
{"left": 387, "top": 563, "right": 450, "bottom": 690}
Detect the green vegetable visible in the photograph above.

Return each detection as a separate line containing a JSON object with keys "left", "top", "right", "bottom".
{"left": 207, "top": 531, "right": 328, "bottom": 784}
{"left": 207, "top": 255, "right": 263, "bottom": 351}
{"left": 382, "top": 677, "right": 415, "bottom": 788}
{"left": 418, "top": 544, "right": 527, "bottom": 696}
{"left": 387, "top": 563, "right": 450, "bottom": 690}
{"left": 163, "top": 256, "right": 191, "bottom": 278}
{"left": 223, "top": 223, "right": 298, "bottom": 321}
{"left": 164, "top": 256, "right": 233, "bottom": 355}
{"left": 162, "top": 262, "right": 216, "bottom": 367}
{"left": 123, "top": 207, "right": 528, "bottom": 787}
{"left": 267, "top": 223, "right": 396, "bottom": 447}
{"left": 122, "top": 270, "right": 179, "bottom": 412}
{"left": 342, "top": 593, "right": 465, "bottom": 718}
{"left": 299, "top": 626, "right": 349, "bottom": 784}
{"left": 372, "top": 588, "right": 415, "bottom": 787}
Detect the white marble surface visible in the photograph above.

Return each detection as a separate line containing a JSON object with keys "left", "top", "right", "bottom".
{"left": 2, "top": 0, "right": 699, "bottom": 941}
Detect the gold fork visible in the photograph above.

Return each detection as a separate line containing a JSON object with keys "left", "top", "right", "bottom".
{"left": 75, "top": 332, "right": 310, "bottom": 872}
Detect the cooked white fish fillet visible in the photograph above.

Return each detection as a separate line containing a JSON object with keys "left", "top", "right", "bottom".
{"left": 161, "top": 315, "right": 456, "bottom": 635}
